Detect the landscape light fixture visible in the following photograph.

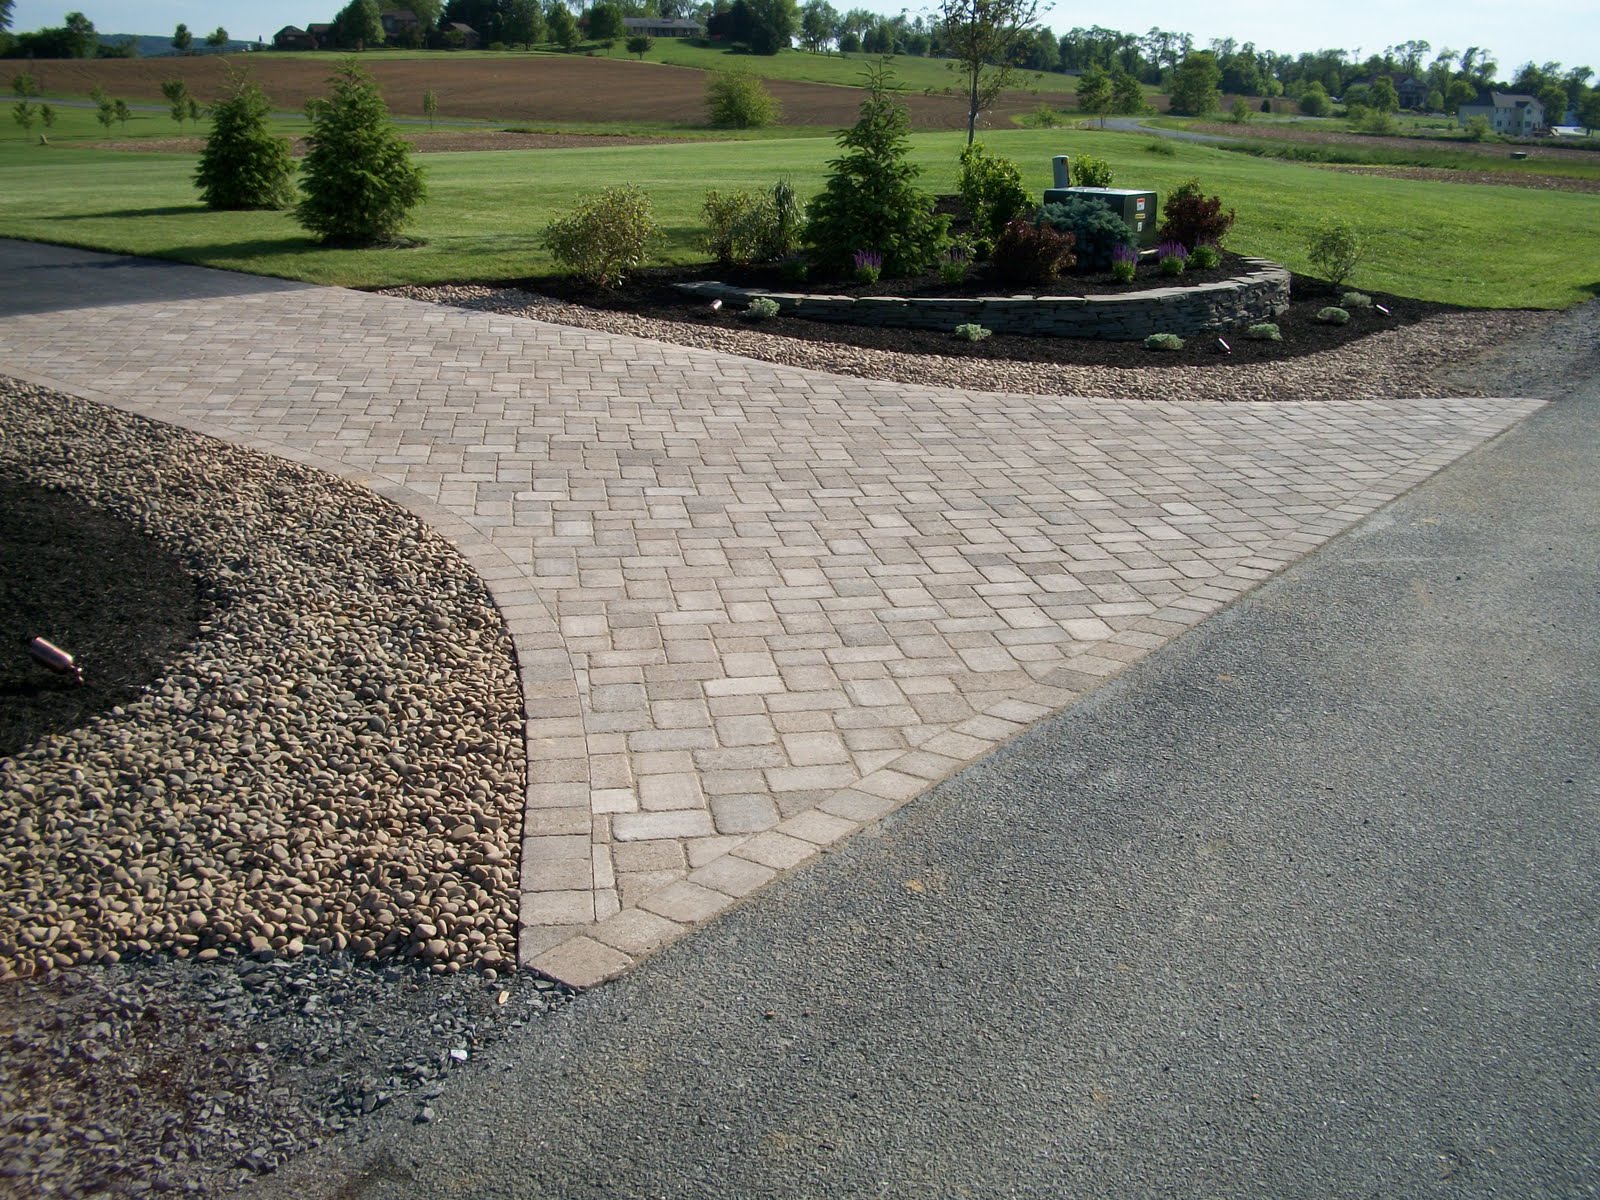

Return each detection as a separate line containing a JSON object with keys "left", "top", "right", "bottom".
{"left": 28, "top": 636, "right": 84, "bottom": 685}
{"left": 1375, "top": 304, "right": 1391, "bottom": 316}
{"left": 1215, "top": 337, "right": 1232, "bottom": 354}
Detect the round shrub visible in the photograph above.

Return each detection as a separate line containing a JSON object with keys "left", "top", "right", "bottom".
{"left": 1144, "top": 332, "right": 1185, "bottom": 351}
{"left": 706, "top": 70, "right": 781, "bottom": 129}
{"left": 744, "top": 296, "right": 781, "bottom": 320}
{"left": 1245, "top": 322, "right": 1282, "bottom": 341}
{"left": 1187, "top": 242, "right": 1221, "bottom": 270}
{"left": 1070, "top": 154, "right": 1114, "bottom": 188}
{"left": 543, "top": 184, "right": 662, "bottom": 288}
{"left": 1316, "top": 306, "right": 1351, "bottom": 325}
{"left": 953, "top": 323, "right": 991, "bottom": 342}
{"left": 1341, "top": 291, "right": 1374, "bottom": 308}
{"left": 991, "top": 215, "right": 1076, "bottom": 285}
{"left": 1037, "top": 197, "right": 1135, "bottom": 272}
{"left": 1157, "top": 179, "right": 1235, "bottom": 252}
{"left": 957, "top": 142, "right": 1030, "bottom": 245}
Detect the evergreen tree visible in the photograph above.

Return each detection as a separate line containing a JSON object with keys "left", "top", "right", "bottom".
{"left": 196, "top": 69, "right": 296, "bottom": 210}
{"left": 296, "top": 61, "right": 426, "bottom": 244}
{"left": 803, "top": 64, "right": 947, "bottom": 276}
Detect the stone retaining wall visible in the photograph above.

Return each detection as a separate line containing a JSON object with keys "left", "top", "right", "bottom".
{"left": 675, "top": 257, "right": 1291, "bottom": 341}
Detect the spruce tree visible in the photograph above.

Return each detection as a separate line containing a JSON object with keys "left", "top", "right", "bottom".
{"left": 296, "top": 61, "right": 426, "bottom": 244}
{"left": 196, "top": 69, "right": 296, "bottom": 210}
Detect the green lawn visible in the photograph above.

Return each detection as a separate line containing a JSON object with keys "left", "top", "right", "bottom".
{"left": 3, "top": 123, "right": 1597, "bottom": 307}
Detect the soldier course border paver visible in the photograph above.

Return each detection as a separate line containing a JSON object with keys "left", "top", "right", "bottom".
{"left": 0, "top": 246, "right": 1542, "bottom": 987}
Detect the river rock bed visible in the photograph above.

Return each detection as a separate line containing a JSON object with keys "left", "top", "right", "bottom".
{"left": 0, "top": 377, "right": 527, "bottom": 979}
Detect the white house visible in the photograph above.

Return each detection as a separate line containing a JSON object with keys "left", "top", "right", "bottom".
{"left": 1458, "top": 91, "right": 1546, "bottom": 135}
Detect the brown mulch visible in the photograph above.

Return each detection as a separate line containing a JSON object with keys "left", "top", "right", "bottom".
{"left": 87, "top": 129, "right": 685, "bottom": 155}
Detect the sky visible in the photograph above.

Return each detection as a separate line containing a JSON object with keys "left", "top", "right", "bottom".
{"left": 10, "top": 0, "right": 1599, "bottom": 79}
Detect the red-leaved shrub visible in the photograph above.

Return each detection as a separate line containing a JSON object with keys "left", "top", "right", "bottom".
{"left": 991, "top": 215, "right": 1076, "bottom": 285}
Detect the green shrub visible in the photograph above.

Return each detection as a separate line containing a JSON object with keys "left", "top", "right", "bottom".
{"left": 770, "top": 176, "right": 803, "bottom": 261}
{"left": 991, "top": 215, "right": 1075, "bottom": 285}
{"left": 779, "top": 254, "right": 809, "bottom": 283}
{"left": 1144, "top": 138, "right": 1177, "bottom": 156}
{"left": 745, "top": 296, "right": 781, "bottom": 320}
{"left": 1023, "top": 104, "right": 1062, "bottom": 128}
{"left": 295, "top": 60, "right": 425, "bottom": 245}
{"left": 954, "top": 323, "right": 992, "bottom": 342}
{"left": 957, "top": 141, "right": 1030, "bottom": 244}
{"left": 1316, "top": 306, "right": 1351, "bottom": 325}
{"left": 1070, "top": 154, "right": 1114, "bottom": 188}
{"left": 1157, "top": 179, "right": 1235, "bottom": 251}
{"left": 543, "top": 184, "right": 661, "bottom": 287}
{"left": 1144, "top": 333, "right": 1185, "bottom": 351}
{"left": 1307, "top": 220, "right": 1362, "bottom": 287}
{"left": 195, "top": 69, "right": 295, "bottom": 211}
{"left": 939, "top": 245, "right": 970, "bottom": 284}
{"left": 703, "top": 188, "right": 778, "bottom": 266}
{"left": 1341, "top": 290, "right": 1374, "bottom": 308}
{"left": 1037, "top": 197, "right": 1135, "bottom": 272}
{"left": 804, "top": 65, "right": 947, "bottom": 278}
{"left": 1464, "top": 114, "right": 1493, "bottom": 141}
{"left": 1245, "top": 322, "right": 1282, "bottom": 341}
{"left": 1187, "top": 242, "right": 1221, "bottom": 269}
{"left": 706, "top": 70, "right": 781, "bottom": 128}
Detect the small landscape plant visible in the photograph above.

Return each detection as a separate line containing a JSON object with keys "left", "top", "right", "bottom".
{"left": 1307, "top": 220, "right": 1363, "bottom": 288}
{"left": 1109, "top": 242, "right": 1137, "bottom": 283}
{"left": 1145, "top": 139, "right": 1177, "bottom": 157}
{"left": 703, "top": 188, "right": 780, "bottom": 266}
{"left": 779, "top": 254, "right": 809, "bottom": 283}
{"left": 957, "top": 141, "right": 1030, "bottom": 245}
{"left": 940, "top": 244, "right": 971, "bottom": 284}
{"left": 1316, "top": 306, "right": 1351, "bottom": 325}
{"left": 852, "top": 248, "right": 883, "bottom": 284}
{"left": 195, "top": 68, "right": 296, "bottom": 211}
{"left": 744, "top": 296, "right": 781, "bottom": 320}
{"left": 1070, "top": 154, "right": 1114, "bottom": 188}
{"left": 296, "top": 61, "right": 425, "bottom": 245}
{"left": 705, "top": 69, "right": 781, "bottom": 129}
{"left": 1157, "top": 179, "right": 1235, "bottom": 252}
{"left": 954, "top": 323, "right": 992, "bottom": 342}
{"left": 1024, "top": 104, "right": 1062, "bottom": 128}
{"left": 1341, "top": 291, "right": 1374, "bottom": 308}
{"left": 1246, "top": 322, "right": 1282, "bottom": 341}
{"left": 1145, "top": 332, "right": 1185, "bottom": 351}
{"left": 1187, "top": 242, "right": 1220, "bottom": 270}
{"left": 543, "top": 184, "right": 662, "bottom": 288}
{"left": 1157, "top": 240, "right": 1187, "bottom": 276}
{"left": 991, "top": 215, "right": 1076, "bottom": 286}
{"left": 1037, "top": 197, "right": 1135, "bottom": 272}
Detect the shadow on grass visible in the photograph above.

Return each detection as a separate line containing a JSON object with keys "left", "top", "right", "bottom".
{"left": 50, "top": 205, "right": 211, "bottom": 220}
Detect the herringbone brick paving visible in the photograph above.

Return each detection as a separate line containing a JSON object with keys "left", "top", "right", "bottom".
{"left": 0, "top": 255, "right": 1539, "bottom": 986}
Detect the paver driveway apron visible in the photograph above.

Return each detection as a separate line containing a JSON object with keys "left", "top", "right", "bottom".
{"left": 0, "top": 248, "right": 1540, "bottom": 987}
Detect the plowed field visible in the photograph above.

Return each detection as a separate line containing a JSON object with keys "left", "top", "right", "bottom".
{"left": 24, "top": 53, "right": 1042, "bottom": 130}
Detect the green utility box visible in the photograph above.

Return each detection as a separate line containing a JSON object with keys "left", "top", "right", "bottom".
{"left": 1042, "top": 186, "right": 1159, "bottom": 248}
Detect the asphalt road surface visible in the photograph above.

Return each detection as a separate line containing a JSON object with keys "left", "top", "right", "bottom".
{"left": 260, "top": 338, "right": 1598, "bottom": 1199}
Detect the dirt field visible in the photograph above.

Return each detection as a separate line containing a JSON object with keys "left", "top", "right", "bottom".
{"left": 24, "top": 53, "right": 1043, "bottom": 130}
{"left": 87, "top": 129, "right": 682, "bottom": 154}
{"left": 1187, "top": 119, "right": 1600, "bottom": 165}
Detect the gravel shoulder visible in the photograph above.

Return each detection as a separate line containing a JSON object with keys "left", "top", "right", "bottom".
{"left": 382, "top": 283, "right": 1543, "bottom": 404}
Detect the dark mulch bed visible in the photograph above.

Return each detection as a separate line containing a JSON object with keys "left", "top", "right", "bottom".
{"left": 521, "top": 260, "right": 1459, "bottom": 368}
{"left": 0, "top": 476, "right": 200, "bottom": 757}
{"left": 504, "top": 192, "right": 1471, "bottom": 368}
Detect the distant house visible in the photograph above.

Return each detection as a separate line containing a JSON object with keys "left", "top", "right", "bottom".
{"left": 307, "top": 22, "right": 335, "bottom": 46}
{"left": 1346, "top": 74, "right": 1429, "bottom": 110}
{"left": 622, "top": 16, "right": 703, "bottom": 38}
{"left": 380, "top": 8, "right": 420, "bottom": 39}
{"left": 1458, "top": 91, "right": 1547, "bottom": 135}
{"left": 272, "top": 24, "right": 319, "bottom": 50}
{"left": 440, "top": 21, "right": 480, "bottom": 49}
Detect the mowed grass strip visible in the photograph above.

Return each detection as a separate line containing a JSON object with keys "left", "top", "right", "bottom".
{"left": 2, "top": 127, "right": 1597, "bottom": 307}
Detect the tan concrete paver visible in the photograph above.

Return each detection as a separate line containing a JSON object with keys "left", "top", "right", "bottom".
{"left": 0, "top": 266, "right": 1541, "bottom": 989}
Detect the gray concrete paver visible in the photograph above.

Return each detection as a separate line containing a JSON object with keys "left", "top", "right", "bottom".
{"left": 0, "top": 242, "right": 1541, "bottom": 985}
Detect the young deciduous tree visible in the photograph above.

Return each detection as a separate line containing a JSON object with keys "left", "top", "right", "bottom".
{"left": 939, "top": 0, "right": 1040, "bottom": 146}
{"left": 1167, "top": 51, "right": 1221, "bottom": 115}
{"left": 206, "top": 26, "right": 230, "bottom": 51}
{"left": 296, "top": 60, "right": 426, "bottom": 244}
{"left": 626, "top": 34, "right": 652, "bottom": 59}
{"left": 333, "top": 0, "right": 386, "bottom": 49}
{"left": 172, "top": 22, "right": 193, "bottom": 53}
{"left": 585, "top": 3, "right": 624, "bottom": 47}
{"left": 160, "top": 79, "right": 192, "bottom": 129}
{"left": 113, "top": 98, "right": 130, "bottom": 129}
{"left": 1075, "top": 63, "right": 1111, "bottom": 126}
{"left": 547, "top": 5, "right": 578, "bottom": 50}
{"left": 196, "top": 69, "right": 296, "bottom": 210}
{"left": 423, "top": 88, "right": 439, "bottom": 127}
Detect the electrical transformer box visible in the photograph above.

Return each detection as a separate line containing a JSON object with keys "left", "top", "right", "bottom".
{"left": 1041, "top": 186, "right": 1159, "bottom": 248}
